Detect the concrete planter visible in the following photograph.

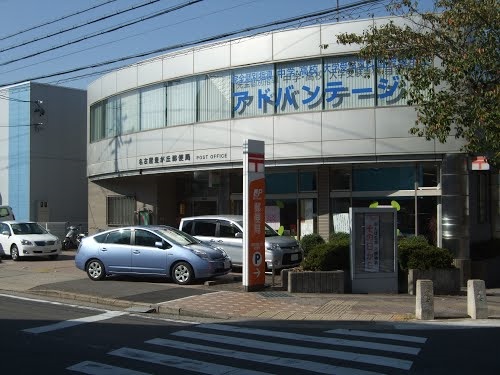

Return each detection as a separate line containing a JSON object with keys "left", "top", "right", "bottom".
{"left": 408, "top": 268, "right": 461, "bottom": 295}
{"left": 281, "top": 269, "right": 344, "bottom": 293}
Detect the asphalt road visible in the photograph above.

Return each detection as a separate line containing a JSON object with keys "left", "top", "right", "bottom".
{"left": 3, "top": 293, "right": 500, "bottom": 375}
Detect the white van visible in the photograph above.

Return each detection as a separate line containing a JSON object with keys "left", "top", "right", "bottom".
{"left": 0, "top": 206, "right": 15, "bottom": 221}
{"left": 179, "top": 215, "right": 303, "bottom": 271}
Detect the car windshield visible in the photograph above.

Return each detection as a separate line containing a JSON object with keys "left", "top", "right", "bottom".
{"left": 155, "top": 227, "right": 200, "bottom": 246}
{"left": 236, "top": 220, "right": 279, "bottom": 237}
{"left": 11, "top": 222, "right": 47, "bottom": 235}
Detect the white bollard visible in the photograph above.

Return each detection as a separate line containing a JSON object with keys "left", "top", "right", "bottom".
{"left": 467, "top": 279, "right": 488, "bottom": 319}
{"left": 416, "top": 279, "right": 434, "bottom": 320}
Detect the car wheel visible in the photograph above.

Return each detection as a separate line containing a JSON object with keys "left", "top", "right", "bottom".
{"left": 172, "top": 261, "right": 194, "bottom": 285}
{"left": 49, "top": 254, "right": 59, "bottom": 260}
{"left": 86, "top": 259, "right": 105, "bottom": 281}
{"left": 11, "top": 245, "right": 20, "bottom": 261}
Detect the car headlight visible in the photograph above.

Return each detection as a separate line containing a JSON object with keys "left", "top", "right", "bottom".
{"left": 21, "top": 239, "right": 33, "bottom": 245}
{"left": 214, "top": 246, "right": 227, "bottom": 257}
{"left": 55, "top": 239, "right": 61, "bottom": 245}
{"left": 267, "top": 243, "right": 281, "bottom": 250}
{"left": 191, "top": 248, "right": 209, "bottom": 259}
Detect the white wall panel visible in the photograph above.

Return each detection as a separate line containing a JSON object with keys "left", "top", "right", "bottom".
{"left": 375, "top": 107, "right": 417, "bottom": 138}
{"left": 194, "top": 43, "right": 231, "bottom": 73}
{"left": 0, "top": 95, "right": 8, "bottom": 204}
{"left": 230, "top": 116, "right": 274, "bottom": 149}
{"left": 87, "top": 79, "right": 102, "bottom": 105}
{"left": 194, "top": 121, "right": 230, "bottom": 149}
{"left": 322, "top": 139, "right": 376, "bottom": 156}
{"left": 320, "top": 20, "right": 373, "bottom": 55}
{"left": 322, "top": 109, "right": 375, "bottom": 140}
{"left": 116, "top": 132, "right": 138, "bottom": 159}
{"left": 138, "top": 59, "right": 163, "bottom": 86}
{"left": 273, "top": 26, "right": 321, "bottom": 60}
{"left": 162, "top": 124, "right": 193, "bottom": 153}
{"left": 231, "top": 34, "right": 273, "bottom": 66}
{"left": 100, "top": 72, "right": 117, "bottom": 99}
{"left": 136, "top": 132, "right": 162, "bottom": 156}
{"left": 116, "top": 157, "right": 137, "bottom": 171}
{"left": 162, "top": 52, "right": 194, "bottom": 80}
{"left": 116, "top": 66, "right": 138, "bottom": 93}
{"left": 274, "top": 142, "right": 322, "bottom": 159}
{"left": 435, "top": 136, "right": 465, "bottom": 153}
{"left": 376, "top": 137, "right": 435, "bottom": 155}
{"left": 274, "top": 112, "right": 322, "bottom": 143}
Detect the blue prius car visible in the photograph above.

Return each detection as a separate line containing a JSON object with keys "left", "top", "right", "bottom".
{"left": 75, "top": 225, "right": 232, "bottom": 285}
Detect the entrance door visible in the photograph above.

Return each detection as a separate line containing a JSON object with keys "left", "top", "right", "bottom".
{"left": 192, "top": 200, "right": 217, "bottom": 216}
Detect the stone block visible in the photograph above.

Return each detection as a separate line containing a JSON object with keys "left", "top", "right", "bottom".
{"left": 415, "top": 279, "right": 434, "bottom": 320}
{"left": 408, "top": 268, "right": 460, "bottom": 295}
{"left": 287, "top": 270, "right": 344, "bottom": 293}
{"left": 467, "top": 279, "right": 488, "bottom": 319}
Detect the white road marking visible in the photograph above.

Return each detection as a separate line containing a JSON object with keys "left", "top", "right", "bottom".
{"left": 326, "top": 329, "right": 427, "bottom": 343}
{"left": 171, "top": 330, "right": 413, "bottom": 370}
{"left": 0, "top": 293, "right": 107, "bottom": 312}
{"left": 67, "top": 360, "right": 151, "bottom": 375}
{"left": 23, "top": 311, "right": 128, "bottom": 334}
{"left": 149, "top": 337, "right": 385, "bottom": 375}
{"left": 198, "top": 323, "right": 421, "bottom": 355}
{"left": 110, "top": 347, "right": 273, "bottom": 375}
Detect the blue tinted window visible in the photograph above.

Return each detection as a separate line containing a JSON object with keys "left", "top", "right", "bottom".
{"left": 266, "top": 173, "right": 297, "bottom": 194}
{"left": 352, "top": 167, "right": 415, "bottom": 191}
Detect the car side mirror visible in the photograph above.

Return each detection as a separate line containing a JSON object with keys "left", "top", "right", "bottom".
{"left": 156, "top": 241, "right": 171, "bottom": 249}
{"left": 235, "top": 232, "right": 243, "bottom": 238}
{"left": 2, "top": 230, "right": 10, "bottom": 236}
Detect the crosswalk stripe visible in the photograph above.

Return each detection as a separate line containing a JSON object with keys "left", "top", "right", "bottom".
{"left": 326, "top": 329, "right": 428, "bottom": 344}
{"left": 148, "top": 337, "right": 385, "bottom": 375}
{"left": 23, "top": 311, "right": 128, "bottom": 334}
{"left": 171, "top": 330, "right": 413, "bottom": 370}
{"left": 109, "top": 347, "right": 274, "bottom": 375}
{"left": 197, "top": 324, "right": 421, "bottom": 355}
{"left": 67, "top": 360, "right": 151, "bottom": 375}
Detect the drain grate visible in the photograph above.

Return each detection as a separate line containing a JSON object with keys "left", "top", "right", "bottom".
{"left": 259, "top": 291, "right": 292, "bottom": 298}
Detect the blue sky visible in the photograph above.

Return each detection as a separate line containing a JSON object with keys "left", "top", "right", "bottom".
{"left": 0, "top": 0, "right": 435, "bottom": 90}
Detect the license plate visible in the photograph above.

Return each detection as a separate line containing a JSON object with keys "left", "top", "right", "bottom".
{"left": 224, "top": 260, "right": 231, "bottom": 269}
{"left": 291, "top": 253, "right": 298, "bottom": 261}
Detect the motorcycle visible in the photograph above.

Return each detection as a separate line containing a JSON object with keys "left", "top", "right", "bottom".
{"left": 62, "top": 225, "right": 84, "bottom": 250}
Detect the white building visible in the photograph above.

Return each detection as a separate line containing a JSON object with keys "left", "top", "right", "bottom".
{"left": 86, "top": 16, "right": 498, "bottom": 274}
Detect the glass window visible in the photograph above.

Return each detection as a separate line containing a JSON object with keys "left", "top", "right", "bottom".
{"left": 105, "top": 97, "right": 119, "bottom": 137}
{"left": 376, "top": 58, "right": 413, "bottom": 107}
{"left": 330, "top": 167, "right": 351, "bottom": 190}
{"left": 299, "top": 171, "right": 317, "bottom": 191}
{"left": 276, "top": 59, "right": 322, "bottom": 113}
{"left": 418, "top": 163, "right": 439, "bottom": 187}
{"left": 324, "top": 56, "right": 375, "bottom": 110}
{"left": 193, "top": 220, "right": 217, "bottom": 236}
{"left": 353, "top": 166, "right": 415, "bottom": 191}
{"left": 331, "top": 198, "right": 351, "bottom": 234}
{"left": 199, "top": 72, "right": 232, "bottom": 122}
{"left": 105, "top": 229, "right": 131, "bottom": 245}
{"left": 233, "top": 64, "right": 274, "bottom": 118}
{"left": 266, "top": 172, "right": 297, "bottom": 194}
{"left": 135, "top": 229, "right": 160, "bottom": 247}
{"left": 219, "top": 220, "right": 241, "bottom": 238}
{"left": 90, "top": 102, "right": 104, "bottom": 142}
{"left": 120, "top": 91, "right": 139, "bottom": 134}
{"left": 477, "top": 173, "right": 489, "bottom": 224}
{"left": 167, "top": 77, "right": 197, "bottom": 126}
{"left": 265, "top": 199, "right": 297, "bottom": 236}
{"left": 140, "top": 85, "right": 165, "bottom": 130}
{"left": 107, "top": 196, "right": 135, "bottom": 226}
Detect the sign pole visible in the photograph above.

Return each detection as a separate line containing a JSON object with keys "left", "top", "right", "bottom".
{"left": 243, "top": 139, "right": 266, "bottom": 291}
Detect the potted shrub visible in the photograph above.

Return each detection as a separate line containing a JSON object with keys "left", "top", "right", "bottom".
{"left": 398, "top": 236, "right": 460, "bottom": 295}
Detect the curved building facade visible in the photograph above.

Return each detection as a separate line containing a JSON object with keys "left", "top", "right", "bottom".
{"left": 86, "top": 16, "right": 496, "bottom": 261}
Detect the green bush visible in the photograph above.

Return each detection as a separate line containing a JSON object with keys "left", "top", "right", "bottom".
{"left": 300, "top": 233, "right": 325, "bottom": 257}
{"left": 407, "top": 246, "right": 454, "bottom": 270}
{"left": 302, "top": 235, "right": 350, "bottom": 271}
{"left": 329, "top": 232, "right": 350, "bottom": 244}
{"left": 398, "top": 235, "right": 454, "bottom": 271}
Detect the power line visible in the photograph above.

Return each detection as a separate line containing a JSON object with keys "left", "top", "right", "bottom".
{"left": 0, "top": 0, "right": 119, "bottom": 42}
{"left": 0, "top": 0, "right": 160, "bottom": 53}
{"left": 0, "top": 0, "right": 386, "bottom": 87}
{"left": 0, "top": 0, "right": 203, "bottom": 67}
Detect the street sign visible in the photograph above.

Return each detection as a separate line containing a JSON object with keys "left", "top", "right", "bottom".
{"left": 243, "top": 139, "right": 266, "bottom": 291}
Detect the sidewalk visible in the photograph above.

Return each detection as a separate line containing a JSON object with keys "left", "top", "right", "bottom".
{"left": 1, "top": 254, "right": 500, "bottom": 323}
